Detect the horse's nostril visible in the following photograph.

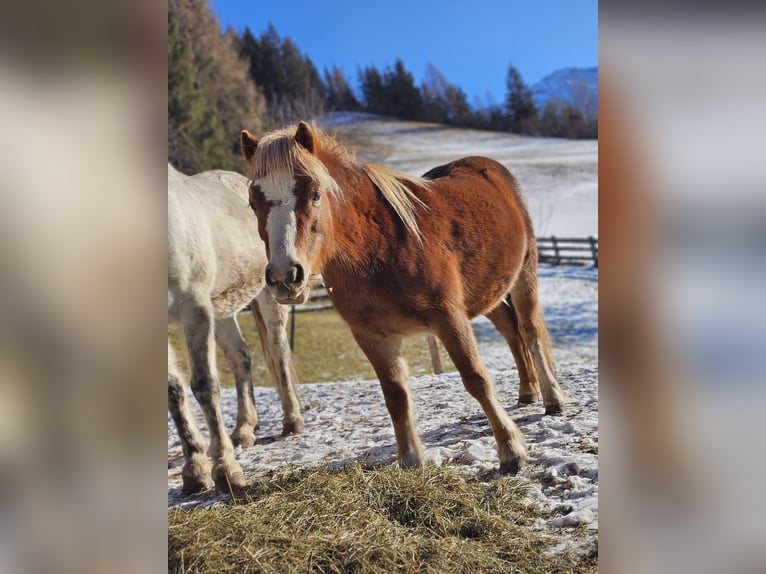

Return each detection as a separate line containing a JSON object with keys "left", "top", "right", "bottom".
{"left": 284, "top": 264, "right": 304, "bottom": 286}
{"left": 293, "top": 264, "right": 304, "bottom": 285}
{"left": 265, "top": 265, "right": 275, "bottom": 286}
{"left": 266, "top": 262, "right": 303, "bottom": 288}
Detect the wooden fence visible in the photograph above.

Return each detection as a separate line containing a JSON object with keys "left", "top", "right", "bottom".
{"left": 536, "top": 236, "right": 598, "bottom": 267}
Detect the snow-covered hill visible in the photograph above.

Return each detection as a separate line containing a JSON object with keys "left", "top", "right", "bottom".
{"left": 320, "top": 113, "right": 598, "bottom": 237}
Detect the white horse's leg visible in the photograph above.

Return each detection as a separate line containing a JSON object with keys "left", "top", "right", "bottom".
{"left": 168, "top": 341, "right": 213, "bottom": 493}
{"left": 251, "top": 290, "right": 304, "bottom": 435}
{"left": 215, "top": 316, "right": 259, "bottom": 448}
{"left": 181, "top": 295, "right": 246, "bottom": 493}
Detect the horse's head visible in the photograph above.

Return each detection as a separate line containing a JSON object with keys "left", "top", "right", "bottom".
{"left": 240, "top": 122, "right": 336, "bottom": 305}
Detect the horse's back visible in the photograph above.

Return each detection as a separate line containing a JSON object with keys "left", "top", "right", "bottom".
{"left": 419, "top": 156, "right": 535, "bottom": 317}
{"left": 168, "top": 165, "right": 207, "bottom": 291}
{"left": 329, "top": 156, "right": 537, "bottom": 325}
{"left": 168, "top": 164, "right": 268, "bottom": 319}
{"left": 189, "top": 170, "right": 249, "bottom": 205}
{"left": 423, "top": 156, "right": 534, "bottom": 230}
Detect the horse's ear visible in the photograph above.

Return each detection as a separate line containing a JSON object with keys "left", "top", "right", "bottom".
{"left": 240, "top": 130, "right": 258, "bottom": 161}
{"left": 295, "top": 121, "right": 315, "bottom": 154}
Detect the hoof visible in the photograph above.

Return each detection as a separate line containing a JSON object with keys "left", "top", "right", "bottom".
{"left": 398, "top": 448, "right": 425, "bottom": 469}
{"left": 282, "top": 419, "right": 304, "bottom": 436}
{"left": 518, "top": 394, "right": 538, "bottom": 405}
{"left": 498, "top": 439, "right": 527, "bottom": 475}
{"left": 181, "top": 461, "right": 214, "bottom": 494}
{"left": 545, "top": 403, "right": 564, "bottom": 415}
{"left": 231, "top": 426, "right": 257, "bottom": 449}
{"left": 212, "top": 463, "right": 247, "bottom": 494}
{"left": 499, "top": 458, "right": 523, "bottom": 475}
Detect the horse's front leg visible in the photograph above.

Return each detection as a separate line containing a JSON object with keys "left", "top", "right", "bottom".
{"left": 252, "top": 289, "right": 304, "bottom": 435}
{"left": 352, "top": 331, "right": 424, "bottom": 468}
{"left": 215, "top": 316, "right": 259, "bottom": 448}
{"left": 168, "top": 341, "right": 213, "bottom": 493}
{"left": 182, "top": 298, "right": 246, "bottom": 493}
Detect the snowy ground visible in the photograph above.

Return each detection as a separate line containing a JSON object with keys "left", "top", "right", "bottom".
{"left": 168, "top": 264, "right": 598, "bottom": 551}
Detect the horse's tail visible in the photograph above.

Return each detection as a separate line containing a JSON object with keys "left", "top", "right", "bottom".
{"left": 507, "top": 241, "right": 557, "bottom": 381}
{"left": 526, "top": 235, "right": 557, "bottom": 378}
{"left": 504, "top": 294, "right": 537, "bottom": 382}
{"left": 537, "top": 307, "right": 557, "bottom": 379}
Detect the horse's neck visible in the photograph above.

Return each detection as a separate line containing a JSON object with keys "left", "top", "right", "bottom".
{"left": 325, "top": 167, "right": 382, "bottom": 272}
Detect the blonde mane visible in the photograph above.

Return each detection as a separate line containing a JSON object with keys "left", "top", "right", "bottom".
{"left": 246, "top": 126, "right": 342, "bottom": 199}
{"left": 360, "top": 163, "right": 430, "bottom": 243}
{"left": 247, "top": 125, "right": 431, "bottom": 242}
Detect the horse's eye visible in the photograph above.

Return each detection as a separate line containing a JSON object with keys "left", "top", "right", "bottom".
{"left": 311, "top": 191, "right": 321, "bottom": 204}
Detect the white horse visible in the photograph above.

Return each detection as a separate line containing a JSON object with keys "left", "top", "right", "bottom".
{"left": 168, "top": 164, "right": 304, "bottom": 494}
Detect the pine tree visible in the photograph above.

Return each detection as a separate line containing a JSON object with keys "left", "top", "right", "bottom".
{"left": 324, "top": 66, "right": 359, "bottom": 111}
{"left": 505, "top": 65, "right": 538, "bottom": 134}
{"left": 168, "top": 13, "right": 231, "bottom": 172}
{"left": 539, "top": 99, "right": 564, "bottom": 137}
{"left": 168, "top": 0, "right": 265, "bottom": 170}
{"left": 383, "top": 60, "right": 423, "bottom": 119}
{"left": 239, "top": 23, "right": 326, "bottom": 126}
{"left": 359, "top": 65, "right": 385, "bottom": 113}
{"left": 421, "top": 62, "right": 473, "bottom": 125}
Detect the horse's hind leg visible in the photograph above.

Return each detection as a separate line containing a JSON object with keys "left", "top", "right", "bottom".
{"left": 181, "top": 296, "right": 246, "bottom": 492}
{"left": 486, "top": 299, "right": 540, "bottom": 404}
{"left": 168, "top": 341, "right": 214, "bottom": 493}
{"left": 215, "top": 316, "right": 258, "bottom": 448}
{"left": 252, "top": 289, "right": 304, "bottom": 435}
{"left": 352, "top": 331, "right": 424, "bottom": 468}
{"left": 511, "top": 263, "right": 566, "bottom": 414}
{"left": 432, "top": 310, "right": 527, "bottom": 474}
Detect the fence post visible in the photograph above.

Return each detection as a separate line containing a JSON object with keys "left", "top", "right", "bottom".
{"left": 588, "top": 236, "right": 598, "bottom": 268}
{"left": 289, "top": 305, "right": 296, "bottom": 351}
{"left": 551, "top": 236, "right": 560, "bottom": 264}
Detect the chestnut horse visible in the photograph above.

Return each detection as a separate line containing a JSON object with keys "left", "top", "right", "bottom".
{"left": 240, "top": 122, "right": 565, "bottom": 473}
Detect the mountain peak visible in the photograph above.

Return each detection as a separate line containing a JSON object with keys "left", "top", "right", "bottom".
{"left": 531, "top": 67, "right": 598, "bottom": 116}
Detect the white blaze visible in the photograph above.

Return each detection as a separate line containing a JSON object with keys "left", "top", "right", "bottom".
{"left": 255, "top": 174, "right": 299, "bottom": 266}
{"left": 267, "top": 204, "right": 298, "bottom": 265}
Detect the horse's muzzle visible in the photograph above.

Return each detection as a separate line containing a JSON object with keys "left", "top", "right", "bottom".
{"left": 265, "top": 261, "right": 309, "bottom": 304}
{"left": 265, "top": 261, "right": 304, "bottom": 287}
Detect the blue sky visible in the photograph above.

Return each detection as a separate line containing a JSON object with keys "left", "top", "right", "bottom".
{"left": 209, "top": 0, "right": 597, "bottom": 105}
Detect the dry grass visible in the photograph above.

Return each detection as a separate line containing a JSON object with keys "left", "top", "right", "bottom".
{"left": 168, "top": 307, "right": 452, "bottom": 387}
{"left": 168, "top": 464, "right": 596, "bottom": 573}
